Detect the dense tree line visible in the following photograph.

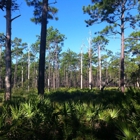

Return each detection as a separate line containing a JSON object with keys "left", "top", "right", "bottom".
{"left": 0, "top": 0, "right": 140, "bottom": 100}
{"left": 0, "top": 30, "right": 140, "bottom": 90}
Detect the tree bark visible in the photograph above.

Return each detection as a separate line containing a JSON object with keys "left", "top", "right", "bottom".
{"left": 0, "top": 45, "right": 2, "bottom": 89}
{"left": 120, "top": 1, "right": 125, "bottom": 93}
{"left": 88, "top": 34, "right": 92, "bottom": 90}
{"left": 81, "top": 47, "right": 83, "bottom": 89}
{"left": 98, "top": 45, "right": 102, "bottom": 90}
{"left": 21, "top": 65, "right": 23, "bottom": 87}
{"left": 5, "top": 0, "right": 12, "bottom": 100}
{"left": 38, "top": 0, "right": 48, "bottom": 95}
{"left": 13, "top": 56, "right": 18, "bottom": 88}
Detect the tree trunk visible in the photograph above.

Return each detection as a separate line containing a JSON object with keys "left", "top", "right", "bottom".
{"left": 66, "top": 70, "right": 68, "bottom": 87}
{"left": 88, "top": 45, "right": 92, "bottom": 89}
{"left": 32, "top": 61, "right": 36, "bottom": 88}
{"left": 21, "top": 65, "right": 23, "bottom": 87}
{"left": 36, "top": 69, "right": 38, "bottom": 88}
{"left": 55, "top": 50, "right": 59, "bottom": 89}
{"left": 0, "top": 45, "right": 2, "bottom": 89}
{"left": 5, "top": 0, "right": 12, "bottom": 100}
{"left": 53, "top": 71, "right": 55, "bottom": 89}
{"left": 48, "top": 60, "right": 51, "bottom": 91}
{"left": 81, "top": 47, "right": 83, "bottom": 89}
{"left": 14, "top": 56, "right": 18, "bottom": 88}
{"left": 98, "top": 45, "right": 102, "bottom": 90}
{"left": 120, "top": 2, "right": 125, "bottom": 93}
{"left": 56, "top": 64, "right": 59, "bottom": 88}
{"left": 38, "top": 0, "right": 48, "bottom": 95}
{"left": 70, "top": 70, "right": 72, "bottom": 87}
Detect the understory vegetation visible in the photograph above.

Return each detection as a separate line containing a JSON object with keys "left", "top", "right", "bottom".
{"left": 0, "top": 88, "right": 140, "bottom": 140}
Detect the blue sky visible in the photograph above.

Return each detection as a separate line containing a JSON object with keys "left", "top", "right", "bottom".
{"left": 0, "top": 0, "right": 138, "bottom": 55}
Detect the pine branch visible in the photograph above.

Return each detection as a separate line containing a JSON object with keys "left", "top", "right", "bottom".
{"left": 11, "top": 14, "right": 21, "bottom": 22}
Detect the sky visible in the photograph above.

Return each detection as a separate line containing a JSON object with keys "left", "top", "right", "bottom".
{"left": 0, "top": 0, "right": 139, "bottom": 55}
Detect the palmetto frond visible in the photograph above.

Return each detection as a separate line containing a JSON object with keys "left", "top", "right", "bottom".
{"left": 108, "top": 108, "right": 120, "bottom": 119}
{"left": 21, "top": 102, "right": 34, "bottom": 119}
{"left": 98, "top": 108, "right": 120, "bottom": 122}
{"left": 116, "top": 122, "right": 136, "bottom": 140}
{"left": 10, "top": 105, "right": 22, "bottom": 120}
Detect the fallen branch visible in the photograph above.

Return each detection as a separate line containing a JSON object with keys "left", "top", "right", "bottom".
{"left": 101, "top": 79, "right": 113, "bottom": 92}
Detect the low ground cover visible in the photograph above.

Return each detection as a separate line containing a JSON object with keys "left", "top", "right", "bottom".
{"left": 0, "top": 88, "right": 140, "bottom": 139}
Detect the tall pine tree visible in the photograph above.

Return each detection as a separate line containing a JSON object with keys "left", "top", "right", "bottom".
{"left": 25, "top": 0, "right": 58, "bottom": 95}
{"left": 0, "top": 0, "right": 20, "bottom": 100}
{"left": 83, "top": 0, "right": 140, "bottom": 92}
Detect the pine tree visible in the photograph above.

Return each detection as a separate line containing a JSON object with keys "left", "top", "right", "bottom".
{"left": 25, "top": 0, "right": 58, "bottom": 95}
{"left": 0, "top": 0, "right": 20, "bottom": 100}
{"left": 83, "top": 0, "right": 140, "bottom": 92}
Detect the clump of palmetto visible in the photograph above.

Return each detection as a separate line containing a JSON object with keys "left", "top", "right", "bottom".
{"left": 0, "top": 88, "right": 140, "bottom": 139}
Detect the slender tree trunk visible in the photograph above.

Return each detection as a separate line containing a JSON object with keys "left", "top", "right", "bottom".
{"left": 98, "top": 45, "right": 102, "bottom": 90}
{"left": 21, "top": 65, "right": 23, "bottom": 87}
{"left": 95, "top": 70, "right": 97, "bottom": 87}
{"left": 52, "top": 60, "right": 55, "bottom": 89}
{"left": 70, "top": 70, "right": 72, "bottom": 87}
{"left": 48, "top": 48, "right": 50, "bottom": 91}
{"left": 88, "top": 43, "right": 92, "bottom": 89}
{"left": 63, "top": 67, "right": 66, "bottom": 87}
{"left": 36, "top": 69, "right": 38, "bottom": 87}
{"left": 87, "top": 68, "right": 88, "bottom": 87}
{"left": 66, "top": 70, "right": 68, "bottom": 87}
{"left": 45, "top": 68, "right": 47, "bottom": 88}
{"left": 53, "top": 71, "right": 55, "bottom": 89}
{"left": 55, "top": 51, "right": 59, "bottom": 88}
{"left": 5, "top": 0, "right": 12, "bottom": 100}
{"left": 56, "top": 63, "right": 59, "bottom": 88}
{"left": 0, "top": 45, "right": 2, "bottom": 89}
{"left": 106, "top": 67, "right": 108, "bottom": 83}
{"left": 14, "top": 56, "right": 18, "bottom": 88}
{"left": 38, "top": 0, "right": 48, "bottom": 95}
{"left": 48, "top": 61, "right": 51, "bottom": 91}
{"left": 120, "top": 2, "right": 125, "bottom": 93}
{"left": 136, "top": 78, "right": 139, "bottom": 88}
{"left": 28, "top": 44, "right": 30, "bottom": 91}
{"left": 81, "top": 47, "right": 83, "bottom": 89}
{"left": 21, "top": 55, "right": 23, "bottom": 87}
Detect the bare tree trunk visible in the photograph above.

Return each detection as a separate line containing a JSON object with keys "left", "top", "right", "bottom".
{"left": 13, "top": 56, "right": 18, "bottom": 88}
{"left": 0, "top": 45, "right": 2, "bottom": 89}
{"left": 120, "top": 2, "right": 125, "bottom": 93}
{"left": 70, "top": 70, "right": 72, "bottom": 87}
{"left": 28, "top": 44, "right": 30, "bottom": 91}
{"left": 53, "top": 71, "right": 55, "bottom": 89}
{"left": 21, "top": 65, "right": 23, "bottom": 87}
{"left": 55, "top": 52, "right": 59, "bottom": 88}
{"left": 81, "top": 47, "right": 83, "bottom": 89}
{"left": 33, "top": 61, "right": 36, "bottom": 88}
{"left": 48, "top": 61, "right": 51, "bottom": 91}
{"left": 38, "top": 0, "right": 48, "bottom": 95}
{"left": 48, "top": 48, "right": 51, "bottom": 92}
{"left": 66, "top": 70, "right": 68, "bottom": 87}
{"left": 36, "top": 69, "right": 38, "bottom": 87}
{"left": 56, "top": 65, "right": 59, "bottom": 88}
{"left": 98, "top": 45, "right": 102, "bottom": 90}
{"left": 88, "top": 41, "right": 92, "bottom": 89}
{"left": 135, "top": 77, "right": 139, "bottom": 88}
{"left": 86, "top": 69, "right": 88, "bottom": 88}
{"left": 5, "top": 0, "right": 12, "bottom": 100}
{"left": 63, "top": 67, "right": 65, "bottom": 87}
